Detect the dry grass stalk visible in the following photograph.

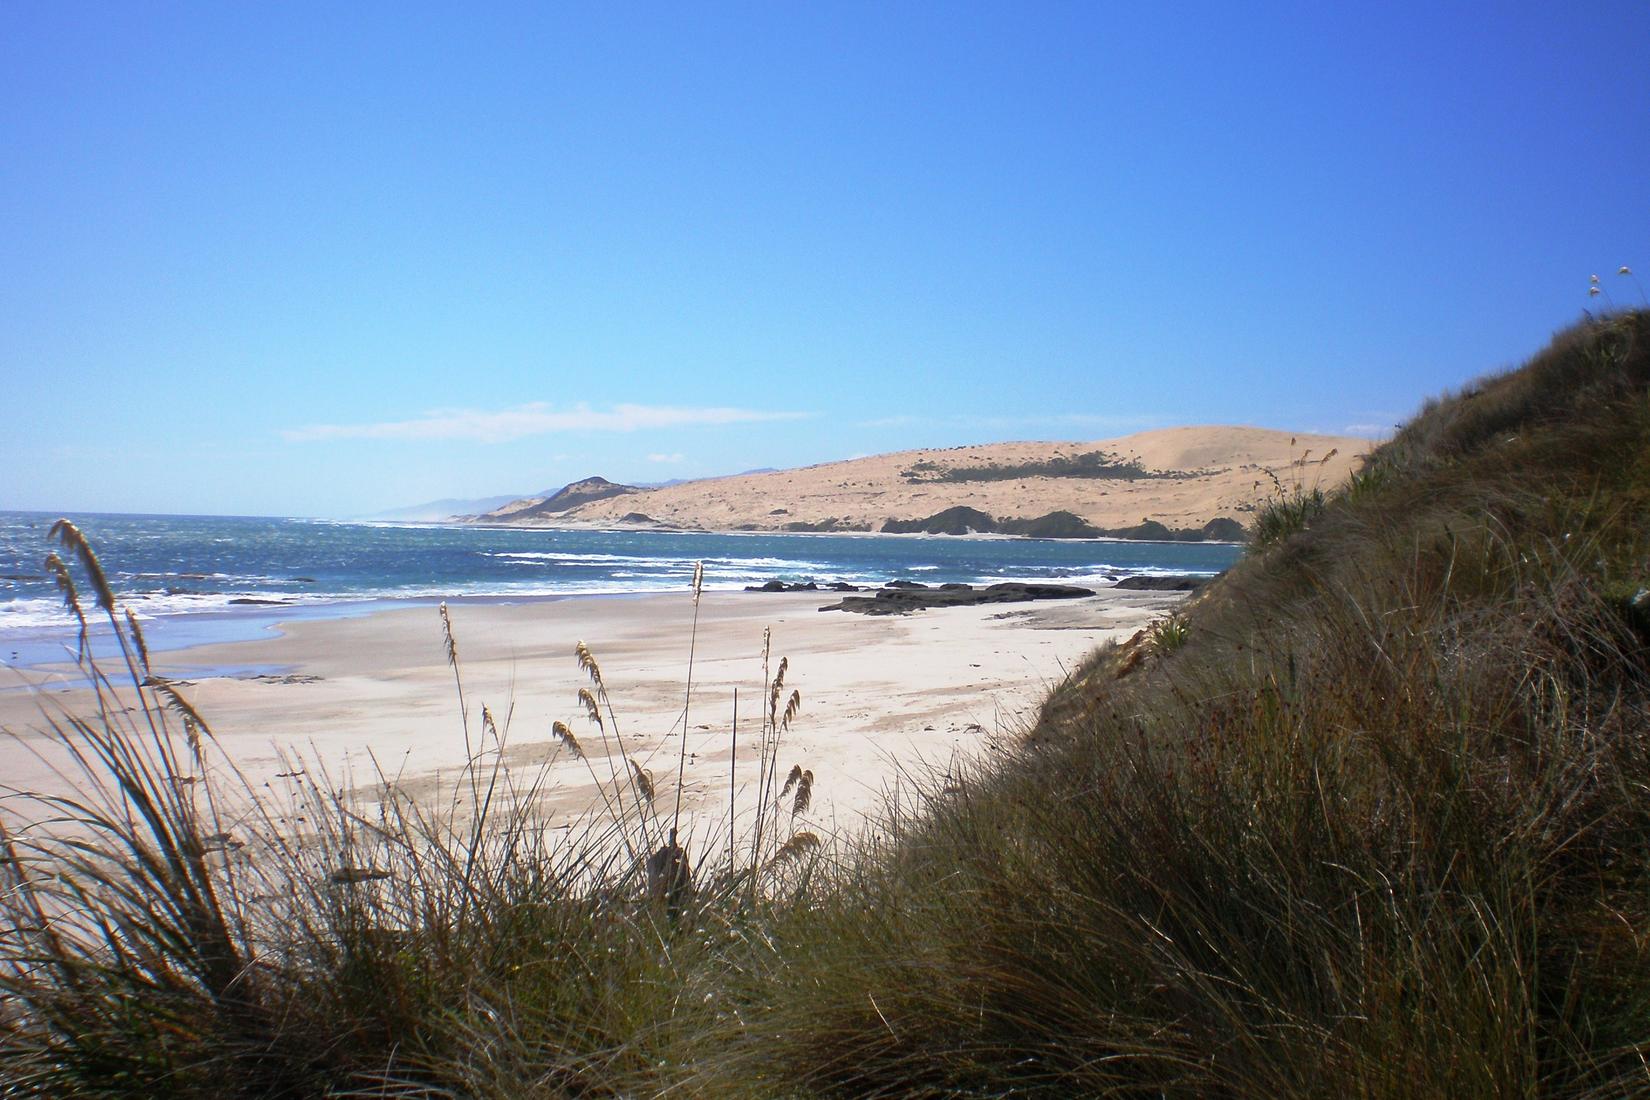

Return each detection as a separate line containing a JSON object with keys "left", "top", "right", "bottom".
{"left": 42, "top": 551, "right": 89, "bottom": 659}
{"left": 123, "top": 608, "right": 150, "bottom": 673}
{"left": 672, "top": 560, "right": 707, "bottom": 843}
{"left": 566, "top": 640, "right": 657, "bottom": 854}
{"left": 772, "top": 831, "right": 820, "bottom": 863}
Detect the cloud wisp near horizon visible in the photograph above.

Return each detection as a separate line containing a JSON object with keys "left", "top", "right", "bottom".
{"left": 283, "top": 402, "right": 812, "bottom": 444}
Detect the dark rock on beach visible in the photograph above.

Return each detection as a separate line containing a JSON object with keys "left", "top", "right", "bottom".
{"left": 1112, "top": 574, "right": 1209, "bottom": 591}
{"left": 1198, "top": 517, "right": 1248, "bottom": 541}
{"left": 821, "top": 581, "right": 1095, "bottom": 615}
{"left": 1097, "top": 518, "right": 1175, "bottom": 541}
{"left": 879, "top": 506, "right": 1249, "bottom": 542}
{"left": 781, "top": 517, "right": 871, "bottom": 533}
{"left": 745, "top": 580, "right": 820, "bottom": 592}
{"left": 882, "top": 506, "right": 998, "bottom": 535}
{"left": 998, "top": 511, "right": 1103, "bottom": 539}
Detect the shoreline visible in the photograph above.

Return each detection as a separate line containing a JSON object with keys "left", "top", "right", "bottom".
{"left": 451, "top": 517, "right": 1248, "bottom": 545}
{"left": 2, "top": 507, "right": 1245, "bottom": 544}
{"left": 0, "top": 586, "right": 1188, "bottom": 843}
{"left": 0, "top": 520, "right": 1238, "bottom": 671}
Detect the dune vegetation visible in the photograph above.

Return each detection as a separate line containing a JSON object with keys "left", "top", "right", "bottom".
{"left": 3, "top": 311, "right": 1649, "bottom": 1097}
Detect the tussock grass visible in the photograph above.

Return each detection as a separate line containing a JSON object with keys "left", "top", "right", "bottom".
{"left": 5, "top": 311, "right": 1650, "bottom": 1096}
{"left": 1248, "top": 445, "right": 1341, "bottom": 550}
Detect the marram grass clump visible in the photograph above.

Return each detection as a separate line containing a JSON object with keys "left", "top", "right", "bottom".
{"left": 0, "top": 528, "right": 820, "bottom": 1098}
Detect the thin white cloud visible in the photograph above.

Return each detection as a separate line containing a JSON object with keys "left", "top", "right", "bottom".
{"left": 284, "top": 402, "right": 810, "bottom": 443}
{"left": 646, "top": 452, "right": 686, "bottom": 463}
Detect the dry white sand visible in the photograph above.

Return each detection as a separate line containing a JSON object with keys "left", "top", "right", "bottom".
{"left": 0, "top": 587, "right": 1185, "bottom": 849}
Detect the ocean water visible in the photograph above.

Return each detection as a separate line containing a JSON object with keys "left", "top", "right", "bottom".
{"left": 0, "top": 511, "right": 1242, "bottom": 669}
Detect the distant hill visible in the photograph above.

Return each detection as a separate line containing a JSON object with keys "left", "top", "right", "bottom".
{"left": 467, "top": 426, "right": 1371, "bottom": 540}
{"left": 477, "top": 477, "right": 641, "bottom": 521}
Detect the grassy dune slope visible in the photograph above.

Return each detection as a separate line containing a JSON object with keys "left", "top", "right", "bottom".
{"left": 2, "top": 313, "right": 1647, "bottom": 1098}
{"left": 711, "top": 310, "right": 1650, "bottom": 1097}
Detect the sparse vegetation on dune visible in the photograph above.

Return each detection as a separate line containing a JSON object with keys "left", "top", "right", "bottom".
{"left": 5, "top": 312, "right": 1650, "bottom": 1096}
{"left": 901, "top": 449, "right": 1173, "bottom": 483}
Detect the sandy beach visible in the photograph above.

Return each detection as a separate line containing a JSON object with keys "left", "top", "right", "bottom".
{"left": 0, "top": 586, "right": 1185, "bottom": 846}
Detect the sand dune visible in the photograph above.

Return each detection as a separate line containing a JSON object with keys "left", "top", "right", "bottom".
{"left": 475, "top": 425, "right": 1372, "bottom": 536}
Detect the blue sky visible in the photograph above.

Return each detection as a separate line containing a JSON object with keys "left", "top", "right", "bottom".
{"left": 3, "top": 3, "right": 1647, "bottom": 517}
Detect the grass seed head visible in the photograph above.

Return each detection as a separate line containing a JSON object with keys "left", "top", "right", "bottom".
{"left": 551, "top": 720, "right": 584, "bottom": 758}
{"left": 773, "top": 831, "right": 821, "bottom": 863}
{"left": 152, "top": 681, "right": 215, "bottom": 748}
{"left": 575, "top": 640, "right": 604, "bottom": 688}
{"left": 49, "top": 519, "right": 115, "bottom": 614}
{"left": 770, "top": 656, "right": 789, "bottom": 720}
{"left": 123, "top": 608, "right": 150, "bottom": 673}
{"left": 577, "top": 687, "right": 603, "bottom": 729}
{"left": 630, "top": 759, "right": 655, "bottom": 805}
{"left": 438, "top": 602, "right": 458, "bottom": 667}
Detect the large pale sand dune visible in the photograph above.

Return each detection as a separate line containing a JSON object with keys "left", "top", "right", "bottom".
{"left": 478, "top": 425, "right": 1372, "bottom": 534}
{"left": 0, "top": 588, "right": 1186, "bottom": 848}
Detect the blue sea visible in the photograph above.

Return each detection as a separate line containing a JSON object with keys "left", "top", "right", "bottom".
{"left": 0, "top": 511, "right": 1242, "bottom": 669}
